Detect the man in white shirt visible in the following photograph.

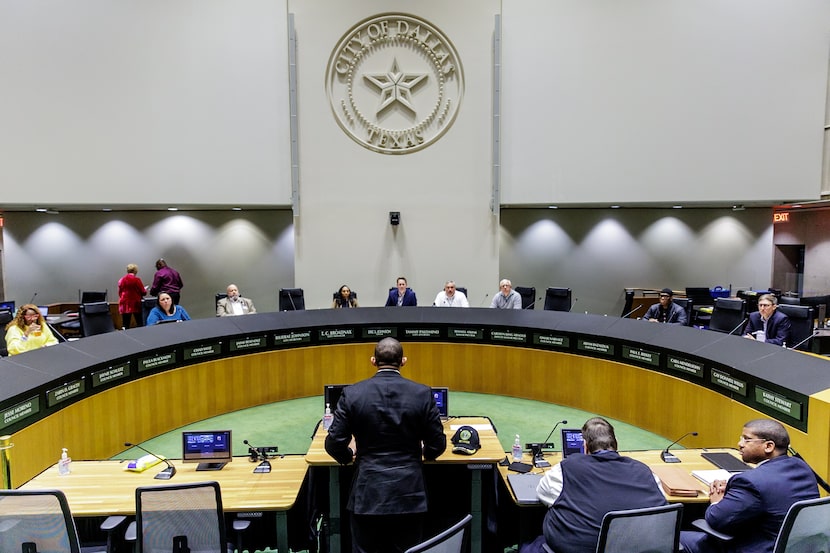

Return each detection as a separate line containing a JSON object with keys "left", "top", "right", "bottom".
{"left": 433, "top": 281, "right": 469, "bottom": 307}
{"left": 216, "top": 284, "right": 257, "bottom": 316}
{"left": 490, "top": 278, "right": 522, "bottom": 309}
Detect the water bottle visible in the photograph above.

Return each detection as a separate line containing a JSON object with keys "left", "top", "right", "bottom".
{"left": 322, "top": 403, "right": 334, "bottom": 431}
{"left": 58, "top": 448, "right": 71, "bottom": 475}
{"left": 512, "top": 434, "right": 523, "bottom": 461}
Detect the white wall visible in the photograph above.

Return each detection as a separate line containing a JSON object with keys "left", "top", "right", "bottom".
{"left": 500, "top": 0, "right": 830, "bottom": 204}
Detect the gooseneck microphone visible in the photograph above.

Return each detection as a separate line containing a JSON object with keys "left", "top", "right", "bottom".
{"left": 30, "top": 292, "right": 38, "bottom": 304}
{"left": 621, "top": 304, "right": 643, "bottom": 319}
{"left": 125, "top": 441, "right": 176, "bottom": 479}
{"left": 660, "top": 431, "right": 698, "bottom": 463}
{"left": 542, "top": 419, "right": 569, "bottom": 448}
{"left": 478, "top": 293, "right": 490, "bottom": 307}
{"left": 287, "top": 291, "right": 298, "bottom": 311}
{"left": 524, "top": 297, "right": 543, "bottom": 310}
{"left": 243, "top": 439, "right": 273, "bottom": 473}
{"left": 789, "top": 331, "right": 818, "bottom": 351}
{"left": 568, "top": 298, "right": 578, "bottom": 312}
{"left": 728, "top": 318, "right": 749, "bottom": 336}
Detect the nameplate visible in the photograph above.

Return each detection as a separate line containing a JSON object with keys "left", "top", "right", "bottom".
{"left": 449, "top": 327, "right": 483, "bottom": 340}
{"left": 362, "top": 327, "right": 397, "bottom": 338}
{"left": 184, "top": 342, "right": 222, "bottom": 360}
{"left": 577, "top": 340, "right": 614, "bottom": 356}
{"left": 273, "top": 330, "right": 311, "bottom": 346}
{"left": 403, "top": 328, "right": 442, "bottom": 338}
{"left": 491, "top": 330, "right": 527, "bottom": 343}
{"left": 533, "top": 333, "right": 570, "bottom": 348}
{"left": 47, "top": 378, "right": 86, "bottom": 407}
{"left": 710, "top": 368, "right": 747, "bottom": 396}
{"left": 1, "top": 396, "right": 41, "bottom": 431}
{"left": 138, "top": 352, "right": 177, "bottom": 373}
{"left": 92, "top": 362, "right": 131, "bottom": 387}
{"left": 230, "top": 336, "right": 268, "bottom": 351}
{"left": 666, "top": 356, "right": 704, "bottom": 379}
{"left": 755, "top": 386, "right": 802, "bottom": 420}
{"left": 319, "top": 328, "right": 355, "bottom": 341}
{"left": 622, "top": 346, "right": 660, "bottom": 366}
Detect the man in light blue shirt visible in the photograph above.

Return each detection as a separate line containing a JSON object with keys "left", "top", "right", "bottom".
{"left": 490, "top": 278, "right": 522, "bottom": 309}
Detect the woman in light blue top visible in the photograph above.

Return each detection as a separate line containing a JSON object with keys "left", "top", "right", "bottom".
{"left": 146, "top": 292, "right": 191, "bottom": 325}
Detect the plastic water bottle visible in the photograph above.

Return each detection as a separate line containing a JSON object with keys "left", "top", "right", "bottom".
{"left": 58, "top": 448, "right": 71, "bottom": 475}
{"left": 512, "top": 435, "right": 523, "bottom": 461}
{"left": 322, "top": 403, "right": 334, "bottom": 431}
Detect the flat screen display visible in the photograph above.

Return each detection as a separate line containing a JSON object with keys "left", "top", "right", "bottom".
{"left": 0, "top": 301, "right": 15, "bottom": 313}
{"left": 182, "top": 430, "right": 232, "bottom": 471}
{"left": 324, "top": 384, "right": 348, "bottom": 411}
{"left": 431, "top": 387, "right": 449, "bottom": 418}
{"left": 561, "top": 428, "right": 584, "bottom": 457}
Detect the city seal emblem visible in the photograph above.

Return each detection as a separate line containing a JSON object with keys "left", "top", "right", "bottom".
{"left": 326, "top": 13, "right": 464, "bottom": 155}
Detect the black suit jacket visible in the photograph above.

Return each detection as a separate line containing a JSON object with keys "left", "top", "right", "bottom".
{"left": 745, "top": 309, "right": 791, "bottom": 346}
{"left": 324, "top": 370, "right": 446, "bottom": 515}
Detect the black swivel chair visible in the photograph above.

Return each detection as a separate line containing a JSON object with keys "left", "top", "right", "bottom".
{"left": 456, "top": 287, "right": 468, "bottom": 299}
{"left": 514, "top": 286, "right": 536, "bottom": 310}
{"left": 279, "top": 288, "right": 305, "bottom": 311}
{"left": 779, "top": 296, "right": 801, "bottom": 306}
{"left": 736, "top": 290, "right": 760, "bottom": 314}
{"left": 543, "top": 287, "right": 572, "bottom": 312}
{"left": 686, "top": 287, "right": 715, "bottom": 327}
{"left": 777, "top": 304, "right": 815, "bottom": 350}
{"left": 621, "top": 290, "right": 635, "bottom": 317}
{"left": 0, "top": 309, "right": 13, "bottom": 356}
{"left": 80, "top": 290, "right": 107, "bottom": 303}
{"left": 671, "top": 298, "right": 694, "bottom": 327}
{"left": 142, "top": 296, "right": 157, "bottom": 325}
{"left": 708, "top": 297, "right": 747, "bottom": 334}
{"left": 79, "top": 301, "right": 116, "bottom": 337}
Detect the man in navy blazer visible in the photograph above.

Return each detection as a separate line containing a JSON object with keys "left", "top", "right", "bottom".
{"left": 385, "top": 276, "right": 418, "bottom": 306}
{"left": 681, "top": 419, "right": 819, "bottom": 553}
{"left": 744, "top": 294, "right": 792, "bottom": 346}
{"left": 324, "top": 337, "right": 446, "bottom": 553}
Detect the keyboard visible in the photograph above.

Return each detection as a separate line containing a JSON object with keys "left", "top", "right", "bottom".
{"left": 701, "top": 452, "right": 751, "bottom": 472}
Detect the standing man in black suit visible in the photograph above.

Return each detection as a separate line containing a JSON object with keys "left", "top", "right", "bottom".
{"left": 325, "top": 337, "right": 447, "bottom": 553}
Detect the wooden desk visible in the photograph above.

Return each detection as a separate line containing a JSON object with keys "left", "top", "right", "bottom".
{"left": 18, "top": 455, "right": 307, "bottom": 553}
{"left": 306, "top": 417, "right": 505, "bottom": 553}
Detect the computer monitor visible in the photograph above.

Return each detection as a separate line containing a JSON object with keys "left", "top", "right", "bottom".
{"left": 182, "top": 430, "right": 232, "bottom": 471}
{"left": 0, "top": 300, "right": 15, "bottom": 313}
{"left": 561, "top": 428, "right": 584, "bottom": 457}
{"left": 431, "top": 387, "right": 449, "bottom": 419}
{"left": 38, "top": 306, "right": 49, "bottom": 317}
{"left": 324, "top": 384, "right": 348, "bottom": 411}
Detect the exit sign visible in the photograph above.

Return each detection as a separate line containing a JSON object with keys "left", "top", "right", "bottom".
{"left": 774, "top": 212, "right": 790, "bottom": 223}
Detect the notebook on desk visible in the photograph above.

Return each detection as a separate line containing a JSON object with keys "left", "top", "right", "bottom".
{"left": 507, "top": 473, "right": 543, "bottom": 505}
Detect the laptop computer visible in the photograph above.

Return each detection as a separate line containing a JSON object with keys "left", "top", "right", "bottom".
{"left": 507, "top": 473, "right": 543, "bottom": 505}
{"left": 561, "top": 428, "right": 584, "bottom": 457}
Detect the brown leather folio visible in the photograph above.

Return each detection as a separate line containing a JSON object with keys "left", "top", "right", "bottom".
{"left": 651, "top": 466, "right": 702, "bottom": 497}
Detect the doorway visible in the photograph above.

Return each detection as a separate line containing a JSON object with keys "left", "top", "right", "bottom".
{"left": 772, "top": 244, "right": 805, "bottom": 296}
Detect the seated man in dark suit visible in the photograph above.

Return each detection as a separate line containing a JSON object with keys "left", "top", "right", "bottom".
{"left": 324, "top": 337, "right": 445, "bottom": 553}
{"left": 521, "top": 417, "right": 667, "bottom": 553}
{"left": 643, "top": 288, "right": 687, "bottom": 325}
{"left": 681, "top": 418, "right": 819, "bottom": 553}
{"left": 385, "top": 276, "right": 418, "bottom": 307}
{"left": 743, "top": 294, "right": 791, "bottom": 346}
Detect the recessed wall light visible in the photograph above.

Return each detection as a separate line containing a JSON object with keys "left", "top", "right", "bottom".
{"left": 610, "top": 205, "right": 621, "bottom": 209}
{"left": 672, "top": 205, "right": 683, "bottom": 209}
{"left": 232, "top": 207, "right": 242, "bottom": 211}
{"left": 167, "top": 207, "right": 178, "bottom": 211}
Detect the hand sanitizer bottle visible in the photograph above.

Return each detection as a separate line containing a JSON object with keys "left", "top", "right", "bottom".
{"left": 512, "top": 435, "right": 523, "bottom": 461}
{"left": 322, "top": 403, "right": 334, "bottom": 430}
{"left": 58, "top": 448, "right": 71, "bottom": 475}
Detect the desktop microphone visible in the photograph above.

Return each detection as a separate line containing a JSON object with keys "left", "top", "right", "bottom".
{"left": 526, "top": 420, "right": 568, "bottom": 468}
{"left": 621, "top": 304, "right": 643, "bottom": 319}
{"left": 287, "top": 292, "right": 297, "bottom": 311}
{"left": 727, "top": 318, "right": 749, "bottom": 336}
{"left": 524, "top": 297, "right": 543, "bottom": 310}
{"left": 660, "top": 431, "right": 698, "bottom": 463}
{"left": 124, "top": 441, "right": 176, "bottom": 479}
{"left": 243, "top": 439, "right": 275, "bottom": 473}
{"left": 30, "top": 292, "right": 38, "bottom": 304}
{"left": 568, "top": 298, "right": 578, "bottom": 312}
{"left": 478, "top": 293, "right": 490, "bottom": 307}
{"left": 789, "top": 331, "right": 818, "bottom": 351}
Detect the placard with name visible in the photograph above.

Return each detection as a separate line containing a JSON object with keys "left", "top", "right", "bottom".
{"left": 138, "top": 352, "right": 177, "bottom": 373}
{"left": 448, "top": 327, "right": 484, "bottom": 340}
{"left": 92, "top": 361, "right": 131, "bottom": 387}
{"left": 490, "top": 330, "right": 527, "bottom": 343}
{"left": 755, "top": 386, "right": 802, "bottom": 420}
{"left": 319, "top": 328, "right": 355, "bottom": 341}
{"left": 666, "top": 356, "right": 704, "bottom": 379}
{"left": 1, "top": 396, "right": 40, "bottom": 431}
{"left": 533, "top": 333, "right": 570, "bottom": 349}
{"left": 402, "top": 328, "right": 442, "bottom": 338}
{"left": 273, "top": 330, "right": 312, "bottom": 346}
{"left": 711, "top": 368, "right": 747, "bottom": 396}
{"left": 230, "top": 336, "right": 268, "bottom": 351}
{"left": 47, "top": 378, "right": 86, "bottom": 407}
{"left": 622, "top": 346, "right": 660, "bottom": 367}
{"left": 577, "top": 340, "right": 614, "bottom": 356}
{"left": 184, "top": 342, "right": 222, "bottom": 360}
{"left": 362, "top": 327, "right": 397, "bottom": 339}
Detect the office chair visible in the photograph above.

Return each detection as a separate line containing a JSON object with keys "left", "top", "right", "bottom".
{"left": 404, "top": 514, "right": 472, "bottom": 553}
{"left": 543, "top": 287, "right": 572, "bottom": 312}
{"left": 79, "top": 301, "right": 116, "bottom": 337}
{"left": 708, "top": 297, "right": 747, "bottom": 334}
{"left": 737, "top": 290, "right": 760, "bottom": 314}
{"left": 456, "top": 287, "right": 468, "bottom": 299}
{"left": 777, "top": 304, "right": 815, "bottom": 350}
{"left": 671, "top": 298, "right": 694, "bottom": 327}
{"left": 692, "top": 496, "right": 830, "bottom": 553}
{"left": 779, "top": 296, "right": 801, "bottom": 306}
{"left": 514, "top": 286, "right": 536, "bottom": 310}
{"left": 134, "top": 481, "right": 228, "bottom": 553}
{"left": 621, "top": 290, "right": 635, "bottom": 317}
{"left": 80, "top": 290, "right": 107, "bottom": 304}
{"left": 279, "top": 288, "right": 305, "bottom": 311}
{"left": 0, "top": 489, "right": 82, "bottom": 553}
{"left": 141, "top": 296, "right": 157, "bottom": 325}
{"left": 0, "top": 309, "right": 12, "bottom": 356}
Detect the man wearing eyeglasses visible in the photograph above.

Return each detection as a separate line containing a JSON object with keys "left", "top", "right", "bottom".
{"left": 642, "top": 288, "right": 687, "bottom": 325}
{"left": 743, "top": 294, "right": 791, "bottom": 346}
{"left": 680, "top": 419, "right": 819, "bottom": 553}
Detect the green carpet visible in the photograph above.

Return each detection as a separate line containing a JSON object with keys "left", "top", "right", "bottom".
{"left": 114, "top": 392, "right": 669, "bottom": 459}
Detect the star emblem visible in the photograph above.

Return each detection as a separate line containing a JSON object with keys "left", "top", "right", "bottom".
{"left": 364, "top": 59, "right": 428, "bottom": 116}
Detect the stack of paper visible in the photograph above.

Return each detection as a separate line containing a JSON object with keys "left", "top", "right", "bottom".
{"left": 691, "top": 469, "right": 733, "bottom": 486}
